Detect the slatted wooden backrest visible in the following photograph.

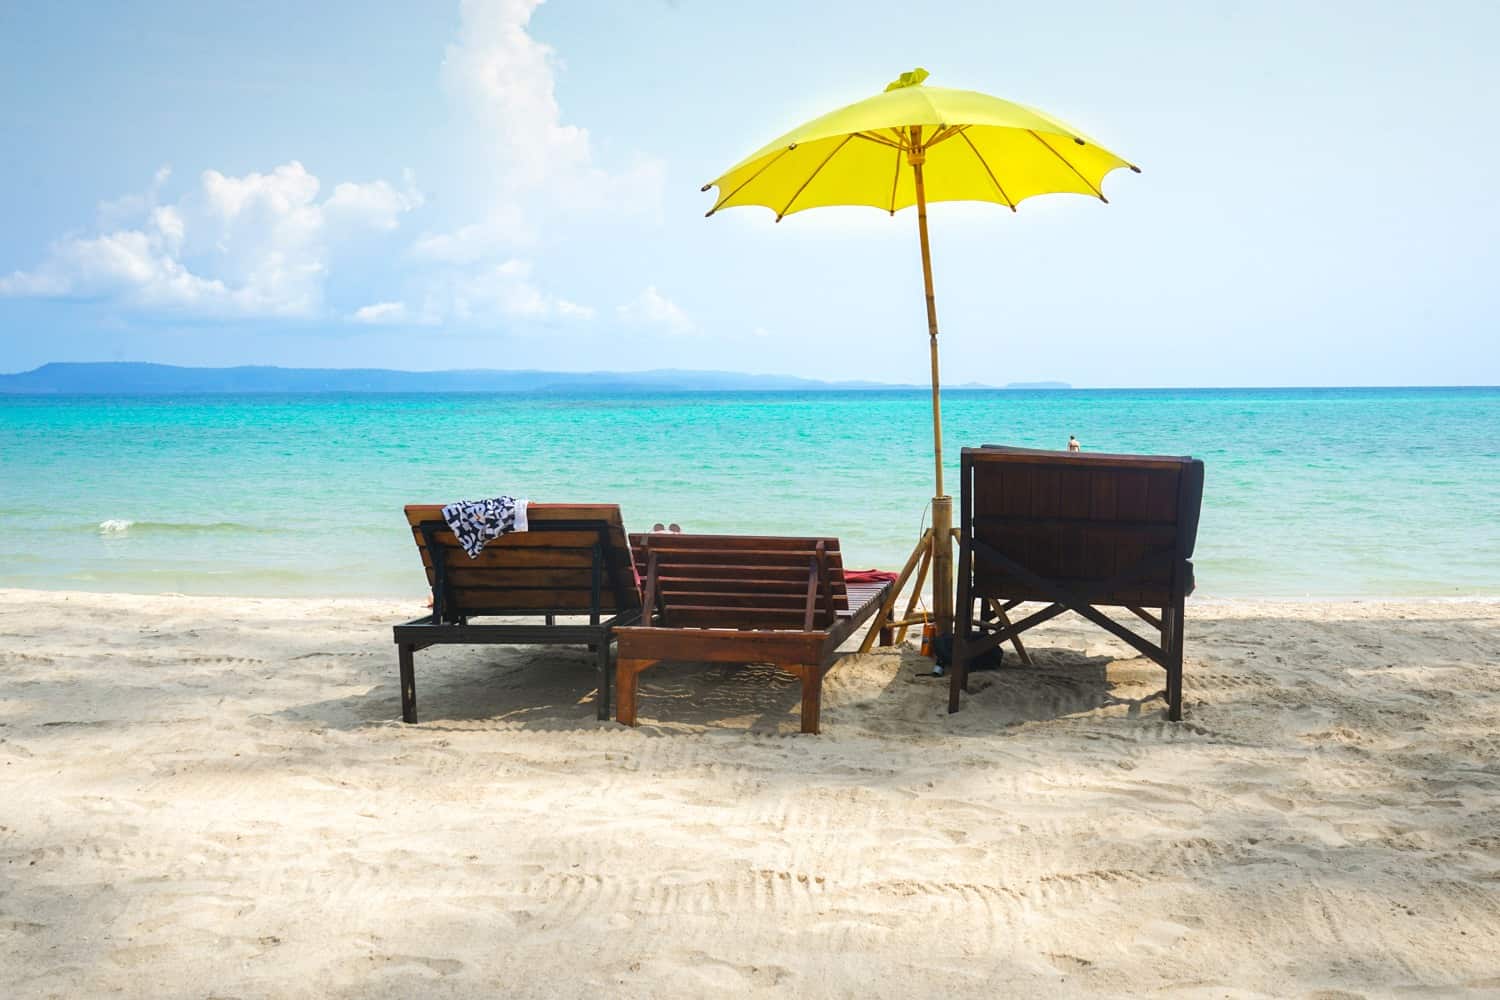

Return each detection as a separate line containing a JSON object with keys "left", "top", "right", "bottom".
{"left": 405, "top": 504, "right": 640, "bottom": 620}
{"left": 628, "top": 533, "right": 850, "bottom": 631}
{"left": 964, "top": 446, "right": 1204, "bottom": 607}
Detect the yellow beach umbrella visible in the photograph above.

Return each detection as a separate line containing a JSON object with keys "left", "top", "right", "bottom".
{"left": 703, "top": 68, "right": 1139, "bottom": 643}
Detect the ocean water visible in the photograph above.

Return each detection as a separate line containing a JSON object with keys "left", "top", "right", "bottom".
{"left": 1, "top": 387, "right": 1496, "bottom": 599}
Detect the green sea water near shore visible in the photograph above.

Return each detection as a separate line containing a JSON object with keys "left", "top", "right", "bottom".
{"left": 1, "top": 387, "right": 1495, "bottom": 598}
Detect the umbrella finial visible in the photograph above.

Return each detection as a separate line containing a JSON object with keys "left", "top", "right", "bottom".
{"left": 884, "top": 67, "right": 929, "bottom": 92}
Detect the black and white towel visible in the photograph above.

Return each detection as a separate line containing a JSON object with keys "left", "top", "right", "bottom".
{"left": 441, "top": 496, "right": 529, "bottom": 558}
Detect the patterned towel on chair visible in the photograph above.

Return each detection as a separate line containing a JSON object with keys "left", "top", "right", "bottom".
{"left": 441, "top": 496, "right": 529, "bottom": 558}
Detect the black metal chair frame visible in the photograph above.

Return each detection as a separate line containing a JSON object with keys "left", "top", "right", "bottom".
{"left": 392, "top": 518, "right": 640, "bottom": 723}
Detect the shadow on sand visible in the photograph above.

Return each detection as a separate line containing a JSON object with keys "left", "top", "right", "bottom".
{"left": 282, "top": 635, "right": 1171, "bottom": 736}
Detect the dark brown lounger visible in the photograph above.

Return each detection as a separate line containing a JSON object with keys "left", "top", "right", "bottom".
{"left": 391, "top": 503, "right": 641, "bottom": 722}
{"left": 953, "top": 445, "right": 1204, "bottom": 720}
{"left": 613, "top": 533, "right": 893, "bottom": 733}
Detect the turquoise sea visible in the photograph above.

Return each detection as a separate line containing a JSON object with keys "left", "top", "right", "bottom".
{"left": 1, "top": 387, "right": 1496, "bottom": 599}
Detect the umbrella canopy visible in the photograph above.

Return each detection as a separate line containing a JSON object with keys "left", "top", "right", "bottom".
{"left": 703, "top": 68, "right": 1139, "bottom": 220}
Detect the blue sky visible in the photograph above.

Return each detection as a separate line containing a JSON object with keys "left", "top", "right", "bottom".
{"left": 1, "top": 0, "right": 1495, "bottom": 387}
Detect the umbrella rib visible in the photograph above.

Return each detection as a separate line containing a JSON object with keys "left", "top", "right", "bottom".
{"left": 852, "top": 131, "right": 902, "bottom": 151}
{"left": 776, "top": 134, "right": 854, "bottom": 220}
{"left": 705, "top": 146, "right": 795, "bottom": 216}
{"left": 958, "top": 130, "right": 1016, "bottom": 212}
{"left": 925, "top": 124, "right": 970, "bottom": 149}
{"left": 1025, "top": 129, "right": 1108, "bottom": 203}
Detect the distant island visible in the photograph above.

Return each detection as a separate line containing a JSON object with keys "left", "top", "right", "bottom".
{"left": 0, "top": 363, "right": 1072, "bottom": 395}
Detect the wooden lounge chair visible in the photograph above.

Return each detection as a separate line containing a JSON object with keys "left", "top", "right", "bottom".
{"left": 613, "top": 533, "right": 893, "bottom": 733}
{"left": 952, "top": 446, "right": 1205, "bottom": 720}
{"left": 391, "top": 504, "right": 641, "bottom": 722}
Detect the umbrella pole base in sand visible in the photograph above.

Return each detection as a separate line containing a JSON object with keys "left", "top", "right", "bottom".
{"left": 859, "top": 496, "right": 955, "bottom": 655}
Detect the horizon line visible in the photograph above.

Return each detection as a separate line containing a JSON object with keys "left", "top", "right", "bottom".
{"left": 0, "top": 359, "right": 1496, "bottom": 394}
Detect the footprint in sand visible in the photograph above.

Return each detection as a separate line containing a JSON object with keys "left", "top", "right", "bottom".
{"left": 1134, "top": 918, "right": 1192, "bottom": 952}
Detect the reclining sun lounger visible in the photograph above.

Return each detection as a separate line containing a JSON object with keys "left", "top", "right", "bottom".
{"left": 613, "top": 533, "right": 893, "bottom": 733}
{"left": 391, "top": 503, "right": 641, "bottom": 722}
{"left": 952, "top": 446, "right": 1204, "bottom": 720}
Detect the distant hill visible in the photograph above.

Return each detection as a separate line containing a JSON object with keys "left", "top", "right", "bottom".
{"left": 1003, "top": 381, "right": 1072, "bottom": 390}
{"left": 0, "top": 362, "right": 955, "bottom": 395}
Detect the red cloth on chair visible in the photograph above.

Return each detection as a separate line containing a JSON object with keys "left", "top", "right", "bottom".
{"left": 844, "top": 569, "right": 898, "bottom": 584}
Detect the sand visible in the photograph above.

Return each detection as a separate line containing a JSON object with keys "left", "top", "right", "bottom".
{"left": 2, "top": 588, "right": 1498, "bottom": 998}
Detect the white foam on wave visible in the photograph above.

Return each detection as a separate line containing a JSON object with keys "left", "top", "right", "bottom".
{"left": 98, "top": 519, "right": 134, "bottom": 534}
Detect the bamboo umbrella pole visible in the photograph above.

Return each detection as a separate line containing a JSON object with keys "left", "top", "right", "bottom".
{"left": 909, "top": 128, "right": 954, "bottom": 637}
{"left": 911, "top": 131, "right": 944, "bottom": 499}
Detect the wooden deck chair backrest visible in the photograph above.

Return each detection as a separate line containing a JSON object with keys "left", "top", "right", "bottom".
{"left": 405, "top": 503, "right": 640, "bottom": 622}
{"left": 964, "top": 446, "right": 1205, "bottom": 608}
{"left": 628, "top": 533, "right": 850, "bottom": 631}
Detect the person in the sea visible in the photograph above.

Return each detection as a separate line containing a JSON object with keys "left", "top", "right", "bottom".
{"left": 1068, "top": 435, "right": 1081, "bottom": 452}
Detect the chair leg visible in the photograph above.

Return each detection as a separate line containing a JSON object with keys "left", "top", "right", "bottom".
{"left": 990, "top": 601, "right": 1033, "bottom": 666}
{"left": 615, "top": 658, "right": 653, "bottom": 727}
{"left": 397, "top": 643, "right": 417, "bottom": 723}
{"left": 1163, "top": 598, "right": 1185, "bottom": 722}
{"left": 799, "top": 665, "right": 823, "bottom": 734}
{"left": 1171, "top": 601, "right": 1186, "bottom": 722}
{"left": 596, "top": 638, "right": 612, "bottom": 721}
{"left": 878, "top": 625, "right": 895, "bottom": 647}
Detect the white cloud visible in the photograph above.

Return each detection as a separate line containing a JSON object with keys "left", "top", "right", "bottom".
{"left": 1, "top": 0, "right": 651, "bottom": 330}
{"left": 350, "top": 301, "right": 414, "bottom": 325}
{"left": 439, "top": 0, "right": 662, "bottom": 208}
{"left": 617, "top": 285, "right": 692, "bottom": 333}
{"left": 394, "top": 0, "right": 663, "bottom": 325}
{"left": 426, "top": 258, "right": 595, "bottom": 322}
{"left": 409, "top": 212, "right": 528, "bottom": 264}
{"left": 325, "top": 171, "right": 424, "bottom": 232}
{"left": 0, "top": 161, "right": 421, "bottom": 318}
{"left": 354, "top": 257, "right": 595, "bottom": 327}
{"left": 555, "top": 299, "right": 595, "bottom": 320}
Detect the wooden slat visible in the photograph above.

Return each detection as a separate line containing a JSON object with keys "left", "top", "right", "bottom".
{"left": 1056, "top": 467, "right": 1093, "bottom": 519}
{"left": 644, "top": 549, "right": 843, "bottom": 572}
{"left": 644, "top": 547, "right": 844, "bottom": 564}
{"left": 659, "top": 590, "right": 812, "bottom": 610}
{"left": 412, "top": 527, "right": 600, "bottom": 549}
{"left": 843, "top": 582, "right": 889, "bottom": 615}
{"left": 657, "top": 573, "right": 847, "bottom": 596}
{"left": 967, "top": 447, "right": 1192, "bottom": 471}
{"left": 999, "top": 465, "right": 1033, "bottom": 517}
{"left": 665, "top": 607, "right": 823, "bottom": 630}
{"left": 655, "top": 565, "right": 839, "bottom": 583}
{"left": 614, "top": 626, "right": 823, "bottom": 664}
{"left": 419, "top": 547, "right": 597, "bottom": 570}
{"left": 1115, "top": 470, "right": 1151, "bottom": 521}
{"left": 450, "top": 590, "right": 619, "bottom": 611}
{"left": 654, "top": 582, "right": 836, "bottom": 601}
{"left": 972, "top": 515, "right": 1178, "bottom": 543}
{"left": 1032, "top": 467, "right": 1062, "bottom": 579}
{"left": 1144, "top": 469, "right": 1179, "bottom": 523}
{"left": 441, "top": 567, "right": 600, "bottom": 589}
{"left": 629, "top": 533, "right": 841, "bottom": 552}
{"left": 1089, "top": 468, "right": 1119, "bottom": 583}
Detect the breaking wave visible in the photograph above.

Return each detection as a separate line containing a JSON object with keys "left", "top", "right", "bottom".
{"left": 93, "top": 520, "right": 267, "bottom": 536}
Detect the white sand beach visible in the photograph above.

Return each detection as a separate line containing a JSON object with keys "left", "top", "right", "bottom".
{"left": 3, "top": 589, "right": 1499, "bottom": 998}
